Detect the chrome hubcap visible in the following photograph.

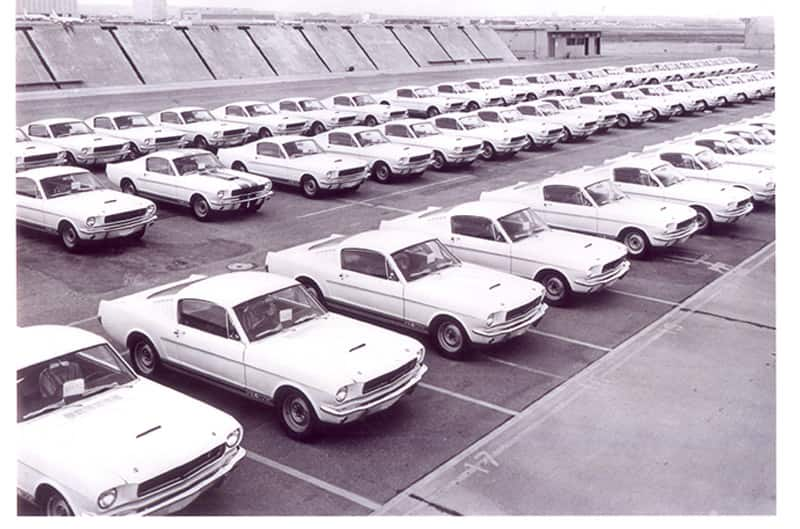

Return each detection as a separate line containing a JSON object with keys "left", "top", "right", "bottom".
{"left": 438, "top": 323, "right": 463, "bottom": 352}
{"left": 195, "top": 201, "right": 208, "bottom": 217}
{"left": 545, "top": 277, "right": 565, "bottom": 299}
{"left": 433, "top": 153, "right": 444, "bottom": 168}
{"left": 46, "top": 496, "right": 70, "bottom": 516}
{"left": 284, "top": 397, "right": 309, "bottom": 431}
{"left": 135, "top": 344, "right": 154, "bottom": 373}
{"left": 304, "top": 180, "right": 317, "bottom": 194}
{"left": 626, "top": 233, "right": 644, "bottom": 253}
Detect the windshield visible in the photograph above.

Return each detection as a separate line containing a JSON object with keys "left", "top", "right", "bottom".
{"left": 245, "top": 104, "right": 275, "bottom": 116}
{"left": 498, "top": 208, "right": 549, "bottom": 241}
{"left": 670, "top": 83, "right": 690, "bottom": 92}
{"left": 624, "top": 91, "right": 645, "bottom": 100}
{"left": 283, "top": 139, "right": 323, "bottom": 157}
{"left": 18, "top": 343, "right": 136, "bottom": 422}
{"left": 40, "top": 171, "right": 102, "bottom": 198}
{"left": 451, "top": 83, "right": 472, "bottom": 94}
{"left": 355, "top": 130, "right": 389, "bottom": 146}
{"left": 459, "top": 116, "right": 485, "bottom": 130}
{"left": 553, "top": 73, "right": 571, "bottom": 81}
{"left": 16, "top": 129, "right": 29, "bottom": 142}
{"left": 299, "top": 100, "right": 325, "bottom": 111}
{"left": 411, "top": 123, "right": 440, "bottom": 137}
{"left": 728, "top": 137, "right": 754, "bottom": 154}
{"left": 585, "top": 179, "right": 626, "bottom": 206}
{"left": 413, "top": 88, "right": 435, "bottom": 98}
{"left": 697, "top": 150, "right": 722, "bottom": 169}
{"left": 500, "top": 109, "right": 524, "bottom": 122}
{"left": 648, "top": 86, "right": 669, "bottom": 95}
{"left": 710, "top": 79, "right": 727, "bottom": 86}
{"left": 50, "top": 121, "right": 92, "bottom": 137}
{"left": 114, "top": 114, "right": 151, "bottom": 129}
{"left": 353, "top": 94, "right": 377, "bottom": 106}
{"left": 234, "top": 285, "right": 325, "bottom": 341}
{"left": 754, "top": 129, "right": 775, "bottom": 144}
{"left": 173, "top": 153, "right": 224, "bottom": 175}
{"left": 560, "top": 99, "right": 581, "bottom": 110}
{"left": 693, "top": 80, "right": 711, "bottom": 88}
{"left": 391, "top": 239, "right": 460, "bottom": 281}
{"left": 652, "top": 164, "right": 685, "bottom": 187}
{"left": 181, "top": 110, "right": 214, "bottom": 123}
{"left": 533, "top": 103, "right": 558, "bottom": 116}
{"left": 595, "top": 94, "right": 616, "bottom": 105}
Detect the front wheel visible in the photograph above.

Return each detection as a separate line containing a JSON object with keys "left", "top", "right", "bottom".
{"left": 617, "top": 114, "right": 631, "bottom": 129}
{"left": 191, "top": 196, "right": 212, "bottom": 221}
{"left": 232, "top": 161, "right": 247, "bottom": 172}
{"left": 372, "top": 162, "right": 392, "bottom": 183}
{"left": 479, "top": 142, "right": 496, "bottom": 161}
{"left": 127, "top": 142, "right": 141, "bottom": 160}
{"left": 194, "top": 136, "right": 210, "bottom": 150}
{"left": 433, "top": 317, "right": 469, "bottom": 360}
{"left": 309, "top": 122, "right": 326, "bottom": 136}
{"left": 258, "top": 128, "right": 272, "bottom": 139}
{"left": 620, "top": 228, "right": 651, "bottom": 259}
{"left": 692, "top": 206, "right": 712, "bottom": 234}
{"left": 537, "top": 271, "right": 572, "bottom": 307}
{"left": 363, "top": 115, "right": 378, "bottom": 127}
{"left": 130, "top": 336, "right": 161, "bottom": 377}
{"left": 300, "top": 176, "right": 321, "bottom": 199}
{"left": 466, "top": 101, "right": 480, "bottom": 111}
{"left": 59, "top": 223, "right": 81, "bottom": 252}
{"left": 430, "top": 151, "right": 446, "bottom": 170}
{"left": 278, "top": 390, "right": 319, "bottom": 441}
{"left": 426, "top": 106, "right": 440, "bottom": 118}
{"left": 561, "top": 127, "right": 573, "bottom": 142}
{"left": 43, "top": 490, "right": 73, "bottom": 516}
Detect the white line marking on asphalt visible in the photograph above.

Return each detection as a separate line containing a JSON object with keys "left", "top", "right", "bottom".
{"left": 296, "top": 203, "right": 354, "bottom": 219}
{"left": 245, "top": 451, "right": 381, "bottom": 511}
{"left": 339, "top": 199, "right": 414, "bottom": 213}
{"left": 418, "top": 382, "right": 518, "bottom": 416}
{"left": 483, "top": 356, "right": 566, "bottom": 380}
{"left": 607, "top": 288, "right": 679, "bottom": 306}
{"left": 67, "top": 314, "right": 99, "bottom": 327}
{"left": 526, "top": 329, "right": 611, "bottom": 352}
{"left": 367, "top": 174, "right": 476, "bottom": 202}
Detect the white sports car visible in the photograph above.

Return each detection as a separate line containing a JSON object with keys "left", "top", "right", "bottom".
{"left": 24, "top": 118, "right": 129, "bottom": 166}
{"left": 431, "top": 82, "right": 506, "bottom": 111}
{"left": 476, "top": 107, "right": 564, "bottom": 149}
{"left": 380, "top": 201, "right": 630, "bottom": 306}
{"left": 17, "top": 166, "right": 157, "bottom": 251}
{"left": 210, "top": 100, "right": 309, "bottom": 138}
{"left": 87, "top": 112, "right": 187, "bottom": 157}
{"left": 148, "top": 107, "right": 249, "bottom": 150}
{"left": 430, "top": 112, "right": 529, "bottom": 160}
{"left": 266, "top": 230, "right": 548, "bottom": 359}
{"left": 377, "top": 86, "right": 464, "bottom": 118}
{"left": 324, "top": 92, "right": 407, "bottom": 126}
{"left": 98, "top": 272, "right": 427, "bottom": 440}
{"left": 106, "top": 149, "right": 273, "bottom": 220}
{"left": 381, "top": 119, "right": 482, "bottom": 170}
{"left": 675, "top": 131, "right": 774, "bottom": 169}
{"left": 577, "top": 92, "right": 654, "bottom": 129}
{"left": 17, "top": 325, "right": 245, "bottom": 516}
{"left": 16, "top": 127, "right": 66, "bottom": 172}
{"left": 271, "top": 97, "right": 358, "bottom": 135}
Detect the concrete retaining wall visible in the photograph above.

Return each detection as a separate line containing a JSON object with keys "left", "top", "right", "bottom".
{"left": 186, "top": 26, "right": 275, "bottom": 79}
{"left": 247, "top": 25, "right": 327, "bottom": 75}
{"left": 16, "top": 31, "right": 52, "bottom": 87}
{"left": 113, "top": 25, "right": 213, "bottom": 84}
{"left": 348, "top": 25, "right": 418, "bottom": 70}
{"left": 391, "top": 25, "right": 450, "bottom": 65}
{"left": 463, "top": 26, "right": 518, "bottom": 62}
{"left": 429, "top": 26, "right": 482, "bottom": 62}
{"left": 301, "top": 24, "right": 375, "bottom": 72}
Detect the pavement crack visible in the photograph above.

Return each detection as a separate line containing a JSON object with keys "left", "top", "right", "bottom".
{"left": 678, "top": 308, "right": 775, "bottom": 330}
{"left": 407, "top": 493, "right": 463, "bottom": 516}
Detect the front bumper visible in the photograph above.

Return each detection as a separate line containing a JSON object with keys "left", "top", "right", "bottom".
{"left": 651, "top": 222, "right": 699, "bottom": 246}
{"left": 573, "top": 260, "right": 631, "bottom": 293}
{"left": 471, "top": 302, "right": 548, "bottom": 343}
{"left": 75, "top": 149, "right": 129, "bottom": 165}
{"left": 529, "top": 130, "right": 565, "bottom": 145}
{"left": 596, "top": 116, "right": 619, "bottom": 129}
{"left": 208, "top": 134, "right": 249, "bottom": 148}
{"left": 319, "top": 174, "right": 367, "bottom": 190}
{"left": 17, "top": 153, "right": 67, "bottom": 171}
{"left": 752, "top": 188, "right": 776, "bottom": 203}
{"left": 78, "top": 214, "right": 157, "bottom": 240}
{"left": 712, "top": 201, "right": 754, "bottom": 222}
{"left": 494, "top": 139, "right": 529, "bottom": 154}
{"left": 388, "top": 159, "right": 431, "bottom": 175}
{"left": 443, "top": 149, "right": 482, "bottom": 164}
{"left": 212, "top": 190, "right": 274, "bottom": 211}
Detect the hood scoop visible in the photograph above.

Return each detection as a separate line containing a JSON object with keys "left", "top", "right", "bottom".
{"left": 93, "top": 137, "right": 102, "bottom": 141}
{"left": 349, "top": 343, "right": 366, "bottom": 352}
{"left": 104, "top": 199, "right": 117, "bottom": 204}
{"left": 660, "top": 206, "right": 667, "bottom": 211}
{"left": 334, "top": 158, "right": 342, "bottom": 163}
{"left": 584, "top": 242, "right": 593, "bottom": 248}
{"left": 136, "top": 425, "right": 162, "bottom": 439}
{"left": 489, "top": 282, "right": 501, "bottom": 290}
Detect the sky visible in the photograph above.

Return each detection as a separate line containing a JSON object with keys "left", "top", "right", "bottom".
{"left": 80, "top": 0, "right": 777, "bottom": 18}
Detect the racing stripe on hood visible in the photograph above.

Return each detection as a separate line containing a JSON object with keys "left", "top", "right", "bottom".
{"left": 204, "top": 169, "right": 260, "bottom": 188}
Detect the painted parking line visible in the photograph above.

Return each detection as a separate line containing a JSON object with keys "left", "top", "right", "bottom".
{"left": 67, "top": 314, "right": 99, "bottom": 327}
{"left": 296, "top": 203, "right": 355, "bottom": 219}
{"left": 607, "top": 288, "right": 680, "bottom": 306}
{"left": 526, "top": 329, "right": 611, "bottom": 352}
{"left": 245, "top": 450, "right": 382, "bottom": 511}
{"left": 338, "top": 199, "right": 414, "bottom": 214}
{"left": 483, "top": 356, "right": 566, "bottom": 380}
{"left": 418, "top": 382, "right": 518, "bottom": 416}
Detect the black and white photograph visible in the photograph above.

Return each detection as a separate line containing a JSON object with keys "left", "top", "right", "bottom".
{"left": 10, "top": 0, "right": 788, "bottom": 523}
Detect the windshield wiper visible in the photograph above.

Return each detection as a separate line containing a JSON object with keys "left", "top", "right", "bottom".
{"left": 23, "top": 400, "right": 82, "bottom": 420}
{"left": 80, "top": 381, "right": 123, "bottom": 399}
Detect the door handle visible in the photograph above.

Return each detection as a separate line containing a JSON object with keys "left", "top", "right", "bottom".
{"left": 338, "top": 272, "right": 348, "bottom": 280}
{"left": 173, "top": 329, "right": 185, "bottom": 338}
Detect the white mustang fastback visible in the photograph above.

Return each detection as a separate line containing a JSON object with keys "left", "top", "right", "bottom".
{"left": 323, "top": 92, "right": 407, "bottom": 126}
{"left": 476, "top": 107, "right": 564, "bottom": 149}
{"left": 377, "top": 86, "right": 464, "bottom": 118}
{"left": 515, "top": 101, "right": 598, "bottom": 141}
{"left": 542, "top": 96, "right": 618, "bottom": 133}
{"left": 87, "top": 112, "right": 187, "bottom": 157}
{"left": 24, "top": 118, "right": 129, "bottom": 166}
{"left": 265, "top": 230, "right": 548, "bottom": 359}
{"left": 271, "top": 97, "right": 358, "bottom": 136}
{"left": 97, "top": 272, "right": 427, "bottom": 440}
{"left": 431, "top": 82, "right": 502, "bottom": 111}
{"left": 577, "top": 92, "right": 654, "bottom": 128}
{"left": 16, "top": 127, "right": 66, "bottom": 171}
{"left": 148, "top": 107, "right": 249, "bottom": 150}
{"left": 380, "top": 119, "right": 482, "bottom": 170}
{"left": 673, "top": 131, "right": 774, "bottom": 169}
{"left": 16, "top": 166, "right": 157, "bottom": 251}
{"left": 17, "top": 325, "right": 244, "bottom": 516}
{"left": 217, "top": 135, "right": 368, "bottom": 198}
{"left": 464, "top": 78, "right": 522, "bottom": 105}
{"left": 380, "top": 201, "right": 630, "bottom": 306}
{"left": 106, "top": 149, "right": 273, "bottom": 220}
{"left": 480, "top": 169, "right": 699, "bottom": 258}
{"left": 210, "top": 100, "right": 309, "bottom": 138}
{"left": 429, "top": 112, "right": 529, "bottom": 160}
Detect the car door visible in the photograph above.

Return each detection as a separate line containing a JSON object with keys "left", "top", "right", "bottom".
{"left": 140, "top": 156, "right": 179, "bottom": 201}
{"left": 248, "top": 141, "right": 285, "bottom": 180}
{"left": 327, "top": 248, "right": 405, "bottom": 324}
{"left": 16, "top": 177, "right": 44, "bottom": 229}
{"left": 327, "top": 131, "right": 360, "bottom": 157}
{"left": 541, "top": 184, "right": 598, "bottom": 234}
{"left": 166, "top": 298, "right": 246, "bottom": 388}
{"left": 446, "top": 215, "right": 511, "bottom": 273}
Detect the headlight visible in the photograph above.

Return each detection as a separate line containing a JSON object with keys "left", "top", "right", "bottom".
{"left": 146, "top": 204, "right": 156, "bottom": 215}
{"left": 15, "top": 156, "right": 22, "bottom": 165}
{"left": 86, "top": 216, "right": 96, "bottom": 227}
{"left": 325, "top": 170, "right": 336, "bottom": 179}
{"left": 213, "top": 131, "right": 221, "bottom": 138}
{"left": 487, "top": 311, "right": 503, "bottom": 327}
{"left": 97, "top": 488, "right": 117, "bottom": 510}
{"left": 225, "top": 427, "right": 242, "bottom": 448}
{"left": 766, "top": 182, "right": 775, "bottom": 189}
{"left": 665, "top": 222, "right": 677, "bottom": 231}
{"left": 416, "top": 346, "right": 425, "bottom": 364}
{"left": 81, "top": 147, "right": 89, "bottom": 154}
{"left": 144, "top": 138, "right": 153, "bottom": 145}
{"left": 399, "top": 157, "right": 409, "bottom": 164}
{"left": 335, "top": 386, "right": 348, "bottom": 402}
{"left": 217, "top": 190, "right": 225, "bottom": 199}
{"left": 587, "top": 264, "right": 602, "bottom": 277}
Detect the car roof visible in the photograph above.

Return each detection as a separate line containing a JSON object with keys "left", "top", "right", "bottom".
{"left": 178, "top": 271, "right": 298, "bottom": 308}
{"left": 381, "top": 118, "right": 427, "bottom": 127}
{"left": 145, "top": 148, "right": 209, "bottom": 159}
{"left": 326, "top": 125, "right": 379, "bottom": 134}
{"left": 17, "top": 166, "right": 91, "bottom": 180}
{"left": 343, "top": 229, "right": 435, "bottom": 254}
{"left": 546, "top": 167, "right": 613, "bottom": 187}
{"left": 26, "top": 118, "right": 86, "bottom": 126}
{"left": 159, "top": 106, "right": 208, "bottom": 113}
{"left": 17, "top": 325, "right": 111, "bottom": 370}
{"left": 450, "top": 200, "right": 530, "bottom": 218}
{"left": 434, "top": 112, "right": 474, "bottom": 119}
{"left": 89, "top": 111, "right": 145, "bottom": 119}
{"left": 261, "top": 134, "right": 310, "bottom": 143}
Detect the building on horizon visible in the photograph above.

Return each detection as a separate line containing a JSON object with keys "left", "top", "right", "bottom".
{"left": 132, "top": 0, "right": 167, "bottom": 20}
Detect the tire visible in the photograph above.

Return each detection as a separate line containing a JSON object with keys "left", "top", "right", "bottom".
{"left": 617, "top": 114, "right": 631, "bottom": 129}
{"left": 561, "top": 127, "right": 573, "bottom": 142}
{"left": 194, "top": 136, "right": 210, "bottom": 150}
{"left": 129, "top": 226, "right": 146, "bottom": 240}
{"left": 479, "top": 142, "right": 496, "bottom": 161}
{"left": 127, "top": 142, "right": 141, "bottom": 160}
{"left": 692, "top": 206, "right": 712, "bottom": 234}
{"left": 466, "top": 101, "right": 480, "bottom": 111}
{"left": 258, "top": 128, "right": 272, "bottom": 139}
{"left": 59, "top": 223, "right": 81, "bottom": 252}
{"left": 699, "top": 100, "right": 709, "bottom": 112}
{"left": 524, "top": 136, "right": 536, "bottom": 151}
{"left": 298, "top": 278, "right": 325, "bottom": 306}
{"left": 129, "top": 335, "right": 161, "bottom": 377}
{"left": 620, "top": 228, "right": 651, "bottom": 259}
{"left": 426, "top": 106, "right": 440, "bottom": 118}
{"left": 248, "top": 198, "right": 265, "bottom": 212}
{"left": 191, "top": 195, "right": 212, "bottom": 221}
{"left": 120, "top": 179, "right": 137, "bottom": 195}
{"left": 310, "top": 122, "right": 326, "bottom": 136}
{"left": 231, "top": 161, "right": 247, "bottom": 172}
{"left": 651, "top": 108, "right": 662, "bottom": 120}
{"left": 372, "top": 161, "right": 392, "bottom": 183}
{"left": 363, "top": 115, "right": 378, "bottom": 127}
{"left": 525, "top": 93, "right": 537, "bottom": 101}
{"left": 278, "top": 389, "right": 319, "bottom": 441}
{"left": 43, "top": 489, "right": 73, "bottom": 516}
{"left": 536, "top": 270, "right": 572, "bottom": 307}
{"left": 430, "top": 150, "right": 446, "bottom": 170}
{"left": 754, "top": 90, "right": 763, "bottom": 99}
{"left": 737, "top": 93, "right": 747, "bottom": 104}
{"left": 432, "top": 316, "right": 469, "bottom": 360}
{"left": 591, "top": 85, "right": 601, "bottom": 92}
{"left": 300, "top": 175, "right": 321, "bottom": 199}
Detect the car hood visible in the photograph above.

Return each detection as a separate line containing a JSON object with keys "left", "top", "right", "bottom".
{"left": 48, "top": 189, "right": 154, "bottom": 217}
{"left": 359, "top": 143, "right": 430, "bottom": 159}
{"left": 514, "top": 229, "right": 628, "bottom": 270}
{"left": 113, "top": 126, "right": 182, "bottom": 140}
{"left": 357, "top": 104, "right": 405, "bottom": 115}
{"left": 16, "top": 140, "right": 63, "bottom": 158}
{"left": 246, "top": 313, "right": 420, "bottom": 391}
{"left": 18, "top": 380, "right": 238, "bottom": 491}
{"left": 175, "top": 120, "right": 246, "bottom": 134}
{"left": 299, "top": 109, "right": 352, "bottom": 121}
{"left": 411, "top": 135, "right": 481, "bottom": 151}
{"left": 298, "top": 153, "right": 366, "bottom": 171}
{"left": 728, "top": 150, "right": 774, "bottom": 167}
{"left": 189, "top": 168, "right": 270, "bottom": 190}
{"left": 663, "top": 179, "right": 753, "bottom": 206}
{"left": 49, "top": 134, "right": 126, "bottom": 149}
{"left": 599, "top": 197, "right": 696, "bottom": 226}
{"left": 456, "top": 125, "right": 514, "bottom": 141}
{"left": 708, "top": 164, "right": 775, "bottom": 185}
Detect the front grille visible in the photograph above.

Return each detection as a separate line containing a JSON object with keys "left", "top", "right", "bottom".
{"left": 137, "top": 444, "right": 225, "bottom": 498}
{"left": 24, "top": 153, "right": 58, "bottom": 163}
{"left": 390, "top": 111, "right": 406, "bottom": 118}
{"left": 339, "top": 166, "right": 365, "bottom": 177}
{"left": 548, "top": 129, "right": 562, "bottom": 135}
{"left": 603, "top": 115, "right": 616, "bottom": 121}
{"left": 602, "top": 256, "right": 626, "bottom": 274}
{"left": 506, "top": 296, "right": 542, "bottom": 321}
{"left": 155, "top": 135, "right": 183, "bottom": 145}
{"left": 462, "top": 144, "right": 481, "bottom": 152}
{"left": 94, "top": 144, "right": 125, "bottom": 154}
{"left": 231, "top": 184, "right": 266, "bottom": 197}
{"left": 676, "top": 218, "right": 695, "bottom": 231}
{"left": 736, "top": 198, "right": 751, "bottom": 209}
{"left": 583, "top": 121, "right": 597, "bottom": 128}
{"left": 510, "top": 135, "right": 527, "bottom": 143}
{"left": 447, "top": 103, "right": 463, "bottom": 111}
{"left": 363, "top": 359, "right": 417, "bottom": 394}
{"left": 223, "top": 129, "right": 247, "bottom": 137}
{"left": 337, "top": 116, "right": 356, "bottom": 124}
{"left": 409, "top": 154, "right": 429, "bottom": 163}
{"left": 285, "top": 122, "right": 305, "bottom": 130}
{"left": 104, "top": 208, "right": 147, "bottom": 224}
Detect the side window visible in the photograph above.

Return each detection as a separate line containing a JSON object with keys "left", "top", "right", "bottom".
{"left": 279, "top": 101, "right": 298, "bottom": 111}
{"left": 659, "top": 152, "right": 685, "bottom": 168}
{"left": 161, "top": 112, "right": 180, "bottom": 124}
{"left": 93, "top": 117, "right": 114, "bottom": 129}
{"left": 28, "top": 124, "right": 49, "bottom": 138}
{"left": 438, "top": 85, "right": 453, "bottom": 93}
{"left": 543, "top": 185, "right": 587, "bottom": 206}
{"left": 451, "top": 215, "right": 505, "bottom": 242}
{"left": 612, "top": 167, "right": 642, "bottom": 185}
{"left": 385, "top": 124, "right": 410, "bottom": 138}
{"left": 397, "top": 89, "right": 413, "bottom": 98}
{"left": 610, "top": 92, "right": 623, "bottom": 99}
{"left": 434, "top": 117, "right": 458, "bottom": 129}
{"left": 333, "top": 96, "right": 351, "bottom": 106}
{"left": 498, "top": 78, "right": 511, "bottom": 85}
{"left": 178, "top": 299, "right": 235, "bottom": 339}
{"left": 16, "top": 177, "right": 40, "bottom": 199}
{"left": 466, "top": 82, "right": 478, "bottom": 89}
{"left": 682, "top": 154, "right": 702, "bottom": 170}
{"left": 478, "top": 111, "right": 498, "bottom": 122}
{"left": 145, "top": 157, "right": 174, "bottom": 175}
{"left": 256, "top": 142, "right": 283, "bottom": 158}
{"left": 225, "top": 106, "right": 246, "bottom": 117}
{"left": 341, "top": 249, "right": 393, "bottom": 280}
{"left": 328, "top": 132, "right": 357, "bottom": 147}
{"left": 579, "top": 96, "right": 594, "bottom": 104}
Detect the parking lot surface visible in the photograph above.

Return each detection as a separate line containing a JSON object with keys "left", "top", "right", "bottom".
{"left": 17, "top": 57, "right": 775, "bottom": 515}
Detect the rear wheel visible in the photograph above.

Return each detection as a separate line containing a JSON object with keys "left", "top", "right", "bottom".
{"left": 537, "top": 270, "right": 572, "bottom": 307}
{"left": 59, "top": 223, "right": 81, "bottom": 252}
{"left": 430, "top": 150, "right": 446, "bottom": 170}
{"left": 43, "top": 490, "right": 73, "bottom": 516}
{"left": 561, "top": 127, "right": 573, "bottom": 142}
{"left": 466, "top": 101, "right": 480, "bottom": 111}
{"left": 278, "top": 389, "right": 319, "bottom": 441}
{"left": 620, "top": 228, "right": 651, "bottom": 259}
{"left": 120, "top": 179, "right": 137, "bottom": 195}
{"left": 130, "top": 335, "right": 161, "bottom": 377}
{"left": 231, "top": 161, "right": 247, "bottom": 172}
{"left": 298, "top": 278, "right": 325, "bottom": 306}
{"left": 433, "top": 317, "right": 469, "bottom": 360}
{"left": 300, "top": 175, "right": 320, "bottom": 199}
{"left": 65, "top": 152, "right": 77, "bottom": 166}
{"left": 127, "top": 142, "right": 141, "bottom": 160}
{"left": 372, "top": 161, "right": 392, "bottom": 183}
